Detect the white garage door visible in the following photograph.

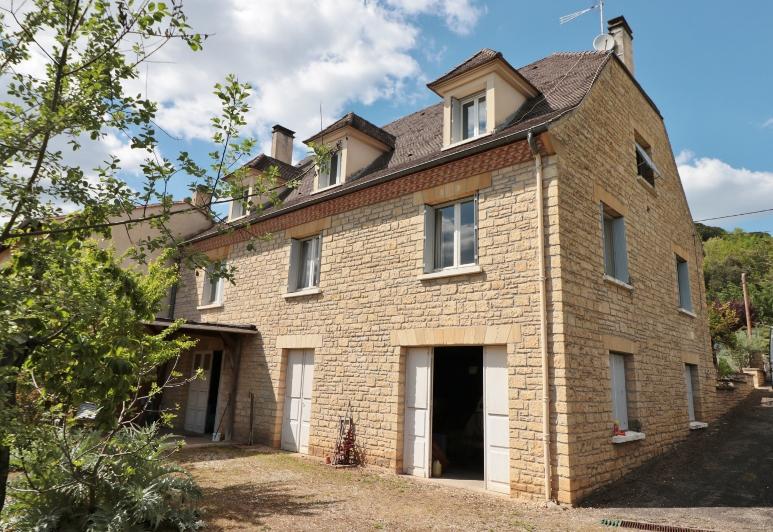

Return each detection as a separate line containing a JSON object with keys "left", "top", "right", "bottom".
{"left": 281, "top": 349, "right": 315, "bottom": 454}
{"left": 184, "top": 352, "right": 212, "bottom": 434}
{"left": 483, "top": 345, "right": 510, "bottom": 494}
{"left": 403, "top": 347, "right": 432, "bottom": 477}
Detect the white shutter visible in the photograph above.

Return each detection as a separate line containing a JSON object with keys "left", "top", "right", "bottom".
{"left": 450, "top": 97, "right": 461, "bottom": 144}
{"left": 473, "top": 192, "right": 479, "bottom": 264}
{"left": 483, "top": 345, "right": 510, "bottom": 494}
{"left": 610, "top": 354, "right": 629, "bottom": 430}
{"left": 403, "top": 347, "right": 432, "bottom": 477}
{"left": 313, "top": 235, "right": 322, "bottom": 287}
{"left": 287, "top": 239, "right": 301, "bottom": 292}
{"left": 423, "top": 205, "right": 436, "bottom": 273}
{"left": 612, "top": 217, "right": 629, "bottom": 283}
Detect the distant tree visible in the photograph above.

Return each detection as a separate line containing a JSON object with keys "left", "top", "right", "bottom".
{"left": 708, "top": 301, "right": 742, "bottom": 351}
{"left": 695, "top": 223, "right": 727, "bottom": 242}
{"left": 703, "top": 230, "right": 773, "bottom": 324}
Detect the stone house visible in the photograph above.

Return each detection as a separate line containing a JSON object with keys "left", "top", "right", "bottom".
{"left": 158, "top": 17, "right": 724, "bottom": 503}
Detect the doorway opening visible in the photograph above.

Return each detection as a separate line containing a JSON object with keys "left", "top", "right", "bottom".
{"left": 204, "top": 350, "right": 223, "bottom": 434}
{"left": 432, "top": 346, "right": 483, "bottom": 481}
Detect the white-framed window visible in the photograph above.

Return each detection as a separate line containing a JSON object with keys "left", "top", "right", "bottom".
{"left": 676, "top": 254, "right": 692, "bottom": 311}
{"left": 229, "top": 188, "right": 250, "bottom": 220}
{"left": 288, "top": 234, "right": 321, "bottom": 292}
{"left": 684, "top": 363, "right": 698, "bottom": 422}
{"left": 601, "top": 203, "right": 629, "bottom": 283}
{"left": 635, "top": 141, "right": 659, "bottom": 187}
{"left": 201, "top": 262, "right": 224, "bottom": 306}
{"left": 318, "top": 151, "right": 342, "bottom": 190}
{"left": 610, "top": 352, "right": 630, "bottom": 430}
{"left": 423, "top": 196, "right": 477, "bottom": 272}
{"left": 451, "top": 92, "right": 487, "bottom": 143}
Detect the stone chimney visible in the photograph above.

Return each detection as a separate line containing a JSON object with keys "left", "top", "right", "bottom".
{"left": 190, "top": 185, "right": 211, "bottom": 209}
{"left": 271, "top": 124, "right": 295, "bottom": 165}
{"left": 608, "top": 16, "right": 634, "bottom": 75}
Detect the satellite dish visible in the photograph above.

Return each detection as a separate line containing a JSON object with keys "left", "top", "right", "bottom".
{"left": 593, "top": 33, "right": 616, "bottom": 52}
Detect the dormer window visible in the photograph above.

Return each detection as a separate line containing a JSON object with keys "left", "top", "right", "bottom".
{"left": 459, "top": 92, "right": 487, "bottom": 140}
{"left": 319, "top": 151, "right": 342, "bottom": 190}
{"left": 229, "top": 189, "right": 250, "bottom": 221}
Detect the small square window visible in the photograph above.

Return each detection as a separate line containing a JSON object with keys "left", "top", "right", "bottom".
{"left": 318, "top": 151, "right": 342, "bottom": 190}
{"left": 601, "top": 204, "right": 629, "bottom": 283}
{"left": 288, "top": 234, "right": 321, "bottom": 292}
{"left": 676, "top": 255, "right": 692, "bottom": 311}
{"left": 202, "top": 263, "right": 224, "bottom": 306}
{"left": 635, "top": 141, "right": 659, "bottom": 187}
{"left": 229, "top": 189, "right": 250, "bottom": 220}
{"left": 424, "top": 197, "right": 477, "bottom": 272}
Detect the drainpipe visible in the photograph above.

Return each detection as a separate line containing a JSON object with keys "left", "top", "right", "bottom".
{"left": 528, "top": 130, "right": 552, "bottom": 502}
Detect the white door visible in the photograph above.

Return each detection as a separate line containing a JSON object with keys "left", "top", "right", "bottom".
{"left": 282, "top": 349, "right": 315, "bottom": 453}
{"left": 403, "top": 347, "right": 432, "bottom": 477}
{"left": 184, "top": 352, "right": 212, "bottom": 434}
{"left": 483, "top": 346, "right": 510, "bottom": 494}
{"left": 685, "top": 364, "right": 696, "bottom": 422}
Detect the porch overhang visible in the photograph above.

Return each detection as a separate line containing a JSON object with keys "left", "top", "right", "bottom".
{"left": 145, "top": 317, "right": 258, "bottom": 335}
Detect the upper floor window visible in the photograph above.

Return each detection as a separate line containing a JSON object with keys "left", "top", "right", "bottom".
{"left": 424, "top": 196, "right": 477, "bottom": 272}
{"left": 201, "top": 262, "right": 224, "bottom": 306}
{"left": 229, "top": 189, "right": 250, "bottom": 220}
{"left": 452, "top": 93, "right": 487, "bottom": 143}
{"left": 601, "top": 203, "right": 629, "bottom": 284}
{"left": 288, "top": 234, "right": 321, "bottom": 292}
{"left": 318, "top": 151, "right": 342, "bottom": 190}
{"left": 676, "top": 254, "right": 692, "bottom": 311}
{"left": 635, "top": 140, "right": 659, "bottom": 187}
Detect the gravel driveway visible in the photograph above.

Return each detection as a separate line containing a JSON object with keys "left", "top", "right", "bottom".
{"left": 179, "top": 390, "right": 773, "bottom": 531}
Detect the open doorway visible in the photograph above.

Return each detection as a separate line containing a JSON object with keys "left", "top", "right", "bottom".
{"left": 431, "top": 346, "right": 483, "bottom": 481}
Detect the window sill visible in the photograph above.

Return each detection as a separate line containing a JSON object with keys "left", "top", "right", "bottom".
{"left": 678, "top": 307, "right": 696, "bottom": 318}
{"left": 636, "top": 175, "right": 658, "bottom": 196}
{"left": 418, "top": 264, "right": 482, "bottom": 281}
{"left": 197, "top": 302, "right": 224, "bottom": 310}
{"left": 311, "top": 183, "right": 343, "bottom": 195}
{"left": 441, "top": 131, "right": 492, "bottom": 151}
{"left": 228, "top": 214, "right": 248, "bottom": 223}
{"left": 689, "top": 421, "right": 708, "bottom": 430}
{"left": 283, "top": 287, "right": 322, "bottom": 299}
{"left": 611, "top": 431, "right": 646, "bottom": 444}
{"left": 603, "top": 275, "right": 633, "bottom": 291}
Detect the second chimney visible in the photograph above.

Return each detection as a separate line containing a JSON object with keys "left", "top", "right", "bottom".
{"left": 608, "top": 16, "right": 634, "bottom": 76}
{"left": 271, "top": 124, "right": 295, "bottom": 165}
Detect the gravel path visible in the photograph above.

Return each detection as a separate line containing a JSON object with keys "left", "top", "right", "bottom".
{"left": 180, "top": 391, "right": 773, "bottom": 531}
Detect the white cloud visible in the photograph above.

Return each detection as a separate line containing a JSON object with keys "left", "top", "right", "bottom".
{"left": 134, "top": 0, "right": 484, "bottom": 152}
{"left": 763, "top": 117, "right": 773, "bottom": 128}
{"left": 677, "top": 150, "right": 773, "bottom": 225}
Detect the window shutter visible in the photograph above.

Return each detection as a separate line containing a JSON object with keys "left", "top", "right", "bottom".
{"left": 610, "top": 354, "right": 629, "bottom": 430}
{"left": 313, "top": 235, "right": 322, "bottom": 287}
{"left": 473, "top": 192, "right": 479, "bottom": 264}
{"left": 450, "top": 97, "right": 461, "bottom": 144}
{"left": 423, "top": 205, "right": 435, "bottom": 273}
{"left": 613, "top": 217, "right": 629, "bottom": 283}
{"left": 678, "top": 259, "right": 692, "bottom": 310}
{"left": 287, "top": 239, "right": 300, "bottom": 292}
{"left": 600, "top": 203, "right": 609, "bottom": 274}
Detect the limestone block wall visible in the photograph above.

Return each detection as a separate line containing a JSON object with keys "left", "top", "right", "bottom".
{"left": 173, "top": 145, "right": 563, "bottom": 500}
{"left": 548, "top": 58, "right": 716, "bottom": 502}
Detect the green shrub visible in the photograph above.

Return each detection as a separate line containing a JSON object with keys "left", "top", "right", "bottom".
{"left": 2, "top": 423, "right": 201, "bottom": 531}
{"left": 717, "top": 355, "right": 736, "bottom": 378}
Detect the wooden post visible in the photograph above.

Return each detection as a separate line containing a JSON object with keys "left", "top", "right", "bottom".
{"left": 742, "top": 272, "right": 753, "bottom": 339}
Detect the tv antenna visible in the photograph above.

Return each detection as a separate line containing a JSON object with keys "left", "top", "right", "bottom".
{"left": 560, "top": 1, "right": 616, "bottom": 52}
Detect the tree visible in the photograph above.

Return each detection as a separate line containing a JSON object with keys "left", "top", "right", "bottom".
{"left": 703, "top": 229, "right": 773, "bottom": 325}
{"left": 695, "top": 222, "right": 726, "bottom": 242}
{"left": 0, "top": 0, "right": 292, "bottom": 517}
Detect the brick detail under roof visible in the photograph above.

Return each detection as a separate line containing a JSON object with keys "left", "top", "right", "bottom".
{"left": 193, "top": 138, "right": 539, "bottom": 253}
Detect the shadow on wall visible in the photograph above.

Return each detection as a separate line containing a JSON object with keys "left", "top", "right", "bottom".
{"left": 581, "top": 389, "right": 773, "bottom": 509}
{"left": 201, "top": 480, "right": 340, "bottom": 531}
{"left": 247, "top": 332, "right": 278, "bottom": 445}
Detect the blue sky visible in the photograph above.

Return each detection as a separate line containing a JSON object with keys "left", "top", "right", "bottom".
{"left": 113, "top": 1, "right": 773, "bottom": 232}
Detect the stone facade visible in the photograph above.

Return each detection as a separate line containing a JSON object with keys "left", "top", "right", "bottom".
{"left": 168, "top": 57, "right": 726, "bottom": 503}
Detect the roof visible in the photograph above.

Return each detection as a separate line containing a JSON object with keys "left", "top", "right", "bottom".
{"left": 189, "top": 51, "right": 613, "bottom": 244}
{"left": 304, "top": 112, "right": 396, "bottom": 149}
{"left": 243, "top": 153, "right": 303, "bottom": 182}
{"left": 426, "top": 48, "right": 538, "bottom": 95}
{"left": 146, "top": 317, "right": 258, "bottom": 334}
